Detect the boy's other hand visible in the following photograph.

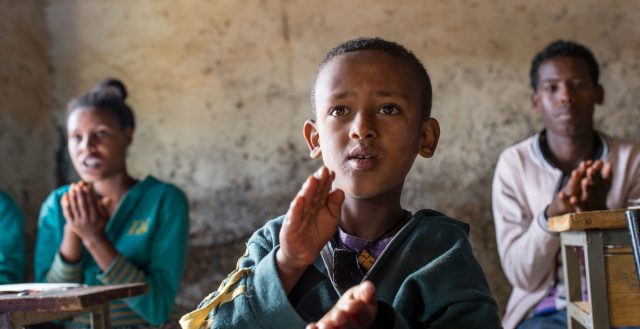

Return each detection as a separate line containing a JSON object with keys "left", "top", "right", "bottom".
{"left": 306, "top": 281, "right": 378, "bottom": 329}
{"left": 546, "top": 160, "right": 613, "bottom": 218}
{"left": 277, "top": 167, "right": 345, "bottom": 292}
{"left": 576, "top": 160, "right": 612, "bottom": 212}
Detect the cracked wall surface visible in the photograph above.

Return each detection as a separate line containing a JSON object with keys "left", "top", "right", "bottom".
{"left": 0, "top": 0, "right": 55, "bottom": 280}
{"left": 3, "top": 0, "right": 639, "bottom": 317}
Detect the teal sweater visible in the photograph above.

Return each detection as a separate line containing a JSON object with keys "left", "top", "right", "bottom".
{"left": 184, "top": 209, "right": 502, "bottom": 328}
{"left": 0, "top": 190, "right": 25, "bottom": 284}
{"left": 35, "top": 176, "right": 189, "bottom": 327}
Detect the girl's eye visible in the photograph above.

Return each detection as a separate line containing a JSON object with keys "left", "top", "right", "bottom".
{"left": 70, "top": 134, "right": 82, "bottom": 143}
{"left": 379, "top": 104, "right": 400, "bottom": 115}
{"left": 329, "top": 106, "right": 350, "bottom": 117}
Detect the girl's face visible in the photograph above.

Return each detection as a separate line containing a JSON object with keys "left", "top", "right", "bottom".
{"left": 67, "top": 107, "right": 132, "bottom": 183}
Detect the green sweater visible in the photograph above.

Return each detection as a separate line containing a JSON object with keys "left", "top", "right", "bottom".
{"left": 0, "top": 190, "right": 25, "bottom": 284}
{"left": 182, "top": 209, "right": 502, "bottom": 328}
{"left": 35, "top": 176, "right": 189, "bottom": 327}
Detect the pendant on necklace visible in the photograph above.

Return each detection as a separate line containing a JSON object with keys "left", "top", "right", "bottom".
{"left": 358, "top": 249, "right": 375, "bottom": 271}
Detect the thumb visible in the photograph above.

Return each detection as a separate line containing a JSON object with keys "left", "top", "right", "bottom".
{"left": 356, "top": 281, "right": 376, "bottom": 305}
{"left": 101, "top": 197, "right": 111, "bottom": 208}
{"left": 602, "top": 162, "right": 613, "bottom": 187}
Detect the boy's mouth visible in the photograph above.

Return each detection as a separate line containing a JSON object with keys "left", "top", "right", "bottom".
{"left": 347, "top": 147, "right": 379, "bottom": 170}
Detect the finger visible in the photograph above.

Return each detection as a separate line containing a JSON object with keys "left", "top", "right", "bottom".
{"left": 558, "top": 192, "right": 573, "bottom": 209}
{"left": 335, "top": 299, "right": 373, "bottom": 328}
{"left": 285, "top": 196, "right": 305, "bottom": 233}
{"left": 306, "top": 324, "right": 318, "bottom": 329}
{"left": 61, "top": 194, "right": 74, "bottom": 222}
{"left": 310, "top": 168, "right": 330, "bottom": 213}
{"left": 68, "top": 185, "right": 82, "bottom": 223}
{"left": 316, "top": 167, "right": 332, "bottom": 206}
{"left": 580, "top": 177, "right": 591, "bottom": 203}
{"left": 565, "top": 170, "right": 581, "bottom": 197}
{"left": 84, "top": 185, "right": 99, "bottom": 223}
{"left": 591, "top": 159, "right": 603, "bottom": 171}
{"left": 577, "top": 161, "right": 588, "bottom": 176}
{"left": 76, "top": 186, "right": 89, "bottom": 222}
{"left": 301, "top": 175, "right": 321, "bottom": 218}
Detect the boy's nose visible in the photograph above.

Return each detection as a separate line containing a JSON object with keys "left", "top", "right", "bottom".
{"left": 558, "top": 83, "right": 574, "bottom": 105}
{"left": 349, "top": 113, "right": 377, "bottom": 140}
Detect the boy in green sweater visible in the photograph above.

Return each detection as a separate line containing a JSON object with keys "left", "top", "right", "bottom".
{"left": 182, "top": 37, "right": 501, "bottom": 329}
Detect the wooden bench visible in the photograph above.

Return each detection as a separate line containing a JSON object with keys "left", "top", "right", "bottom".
{"left": 548, "top": 209, "right": 640, "bottom": 329}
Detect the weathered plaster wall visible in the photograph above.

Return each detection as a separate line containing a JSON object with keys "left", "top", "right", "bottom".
{"left": 0, "top": 0, "right": 55, "bottom": 280}
{"left": 40, "top": 0, "right": 640, "bottom": 316}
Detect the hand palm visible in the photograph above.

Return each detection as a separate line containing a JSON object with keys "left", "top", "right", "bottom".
{"left": 280, "top": 168, "right": 344, "bottom": 268}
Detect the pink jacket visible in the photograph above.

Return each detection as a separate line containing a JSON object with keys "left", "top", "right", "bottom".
{"left": 492, "top": 132, "right": 640, "bottom": 329}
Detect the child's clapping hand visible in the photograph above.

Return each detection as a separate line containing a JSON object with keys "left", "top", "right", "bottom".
{"left": 306, "top": 281, "right": 378, "bottom": 329}
{"left": 276, "top": 166, "right": 345, "bottom": 292}
{"left": 61, "top": 181, "right": 111, "bottom": 244}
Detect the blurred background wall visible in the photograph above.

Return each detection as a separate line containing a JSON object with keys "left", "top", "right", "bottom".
{"left": 2, "top": 0, "right": 640, "bottom": 317}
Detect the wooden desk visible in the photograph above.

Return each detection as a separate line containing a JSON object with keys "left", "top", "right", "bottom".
{"left": 549, "top": 209, "right": 640, "bottom": 329}
{"left": 0, "top": 283, "right": 147, "bottom": 329}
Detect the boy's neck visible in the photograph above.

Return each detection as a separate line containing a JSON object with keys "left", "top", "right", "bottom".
{"left": 543, "top": 129, "right": 598, "bottom": 174}
{"left": 339, "top": 189, "right": 406, "bottom": 241}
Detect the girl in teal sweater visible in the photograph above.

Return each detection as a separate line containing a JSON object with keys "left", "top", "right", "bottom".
{"left": 35, "top": 78, "right": 189, "bottom": 327}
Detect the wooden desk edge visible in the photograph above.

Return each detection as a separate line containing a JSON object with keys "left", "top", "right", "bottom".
{"left": 0, "top": 283, "right": 147, "bottom": 312}
{"left": 548, "top": 209, "right": 630, "bottom": 232}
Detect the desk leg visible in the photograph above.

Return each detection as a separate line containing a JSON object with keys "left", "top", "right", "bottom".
{"left": 90, "top": 303, "right": 111, "bottom": 329}
{"left": 0, "top": 312, "right": 14, "bottom": 329}
{"left": 584, "top": 230, "right": 610, "bottom": 329}
{"left": 562, "top": 236, "right": 583, "bottom": 329}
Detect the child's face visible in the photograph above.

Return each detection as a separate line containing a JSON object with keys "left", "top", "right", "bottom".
{"left": 532, "top": 56, "right": 604, "bottom": 137}
{"left": 67, "top": 107, "right": 132, "bottom": 183}
{"left": 305, "top": 50, "right": 439, "bottom": 199}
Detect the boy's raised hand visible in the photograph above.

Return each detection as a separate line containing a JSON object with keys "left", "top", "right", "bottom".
{"left": 276, "top": 166, "right": 345, "bottom": 292}
{"left": 306, "top": 281, "right": 378, "bottom": 329}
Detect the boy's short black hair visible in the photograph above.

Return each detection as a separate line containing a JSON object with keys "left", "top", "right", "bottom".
{"left": 67, "top": 78, "right": 135, "bottom": 129}
{"left": 312, "top": 37, "right": 432, "bottom": 118}
{"left": 530, "top": 40, "right": 600, "bottom": 90}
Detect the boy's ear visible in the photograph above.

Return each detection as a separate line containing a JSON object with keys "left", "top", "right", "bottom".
{"left": 531, "top": 91, "right": 542, "bottom": 113}
{"left": 123, "top": 127, "right": 134, "bottom": 146}
{"left": 303, "top": 119, "right": 322, "bottom": 158}
{"left": 595, "top": 84, "right": 604, "bottom": 105}
{"left": 418, "top": 118, "right": 440, "bottom": 158}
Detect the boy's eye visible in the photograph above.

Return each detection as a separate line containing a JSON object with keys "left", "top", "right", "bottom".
{"left": 94, "top": 130, "right": 108, "bottom": 138}
{"left": 378, "top": 104, "right": 400, "bottom": 115}
{"left": 543, "top": 84, "right": 558, "bottom": 93}
{"left": 329, "top": 106, "right": 350, "bottom": 117}
{"left": 570, "top": 80, "right": 585, "bottom": 90}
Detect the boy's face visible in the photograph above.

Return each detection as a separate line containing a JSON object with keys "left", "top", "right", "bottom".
{"left": 304, "top": 50, "right": 439, "bottom": 199}
{"left": 532, "top": 56, "right": 604, "bottom": 138}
